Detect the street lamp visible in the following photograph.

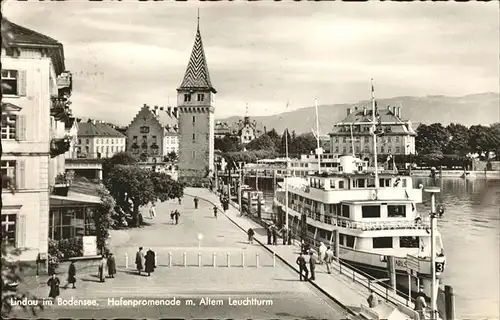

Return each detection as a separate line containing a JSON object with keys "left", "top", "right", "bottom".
{"left": 424, "top": 186, "right": 440, "bottom": 320}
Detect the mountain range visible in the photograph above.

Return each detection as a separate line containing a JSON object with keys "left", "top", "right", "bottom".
{"left": 217, "top": 93, "right": 500, "bottom": 135}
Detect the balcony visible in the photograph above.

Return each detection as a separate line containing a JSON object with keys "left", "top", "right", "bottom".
{"left": 57, "top": 71, "right": 73, "bottom": 96}
{"left": 51, "top": 97, "right": 72, "bottom": 122}
{"left": 50, "top": 137, "right": 71, "bottom": 158}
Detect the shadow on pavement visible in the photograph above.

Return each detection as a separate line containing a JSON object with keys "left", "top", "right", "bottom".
{"left": 81, "top": 278, "right": 100, "bottom": 283}
{"left": 272, "top": 278, "right": 299, "bottom": 282}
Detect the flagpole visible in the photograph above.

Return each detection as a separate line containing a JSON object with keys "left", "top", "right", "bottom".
{"left": 284, "top": 102, "right": 290, "bottom": 232}
{"left": 314, "top": 98, "right": 321, "bottom": 174}
{"left": 371, "top": 79, "right": 379, "bottom": 189}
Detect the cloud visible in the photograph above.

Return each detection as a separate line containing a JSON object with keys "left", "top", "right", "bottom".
{"left": 2, "top": 1, "right": 498, "bottom": 124}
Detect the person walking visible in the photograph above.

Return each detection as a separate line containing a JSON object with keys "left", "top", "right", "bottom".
{"left": 178, "top": 197, "right": 182, "bottom": 205}
{"left": 64, "top": 261, "right": 76, "bottom": 289}
{"left": 272, "top": 226, "right": 278, "bottom": 245}
{"left": 281, "top": 227, "right": 287, "bottom": 245}
{"left": 267, "top": 227, "right": 272, "bottom": 245}
{"left": 367, "top": 290, "right": 379, "bottom": 308}
{"left": 98, "top": 255, "right": 107, "bottom": 282}
{"left": 145, "top": 249, "right": 155, "bottom": 277}
{"left": 309, "top": 251, "right": 317, "bottom": 281}
{"left": 414, "top": 294, "right": 428, "bottom": 319}
{"left": 318, "top": 242, "right": 327, "bottom": 265}
{"left": 213, "top": 206, "right": 218, "bottom": 219}
{"left": 47, "top": 273, "right": 60, "bottom": 300}
{"left": 324, "top": 246, "right": 334, "bottom": 274}
{"left": 247, "top": 228, "right": 255, "bottom": 244}
{"left": 173, "top": 210, "right": 180, "bottom": 224}
{"left": 287, "top": 229, "right": 292, "bottom": 245}
{"left": 149, "top": 204, "right": 156, "bottom": 219}
{"left": 135, "top": 247, "right": 144, "bottom": 276}
{"left": 296, "top": 253, "right": 308, "bottom": 281}
{"left": 194, "top": 197, "right": 199, "bottom": 209}
{"left": 107, "top": 253, "right": 116, "bottom": 278}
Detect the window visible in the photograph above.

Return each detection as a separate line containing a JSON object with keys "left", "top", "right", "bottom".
{"left": 343, "top": 137, "right": 346, "bottom": 143}
{"left": 142, "top": 136, "right": 147, "bottom": 144}
{"left": 402, "top": 179, "right": 407, "bottom": 188}
{"left": 184, "top": 94, "right": 191, "bottom": 102}
{"left": 373, "top": 237, "right": 393, "bottom": 249}
{"left": 364, "top": 136, "right": 369, "bottom": 142}
{"left": 49, "top": 207, "right": 96, "bottom": 241}
{"left": 346, "top": 235, "right": 355, "bottom": 248}
{"left": 111, "top": 146, "right": 114, "bottom": 152}
{"left": 192, "top": 134, "right": 196, "bottom": 142}
{"left": 329, "top": 180, "right": 335, "bottom": 189}
{"left": 152, "top": 136, "right": 157, "bottom": 144}
{"left": 1, "top": 160, "right": 16, "bottom": 189}
{"left": 362, "top": 205, "right": 381, "bottom": 218}
{"left": 335, "top": 146, "right": 339, "bottom": 153}
{"left": 381, "top": 146, "right": 385, "bottom": 153}
{"left": 396, "top": 147, "right": 400, "bottom": 153}
{"left": 86, "top": 139, "right": 89, "bottom": 144}
{"left": 387, "top": 205, "right": 406, "bottom": 217}
{"left": 1, "top": 214, "right": 16, "bottom": 246}
{"left": 342, "top": 204, "right": 350, "bottom": 218}
{"left": 1, "top": 70, "right": 18, "bottom": 95}
{"left": 192, "top": 116, "right": 196, "bottom": 123}
{"left": 133, "top": 136, "right": 138, "bottom": 144}
{"left": 140, "top": 126, "right": 149, "bottom": 134}
{"left": 400, "top": 236, "right": 419, "bottom": 248}
{"left": 197, "top": 93, "right": 204, "bottom": 101}
{"left": 1, "top": 115, "right": 16, "bottom": 140}
{"left": 338, "top": 181, "right": 345, "bottom": 189}
{"left": 78, "top": 139, "right": 81, "bottom": 145}
{"left": 357, "top": 179, "right": 365, "bottom": 188}
{"left": 396, "top": 136, "right": 400, "bottom": 142}
{"left": 96, "top": 147, "right": 100, "bottom": 153}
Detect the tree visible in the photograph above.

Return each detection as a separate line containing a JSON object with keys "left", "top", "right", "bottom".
{"left": 266, "top": 128, "right": 281, "bottom": 149}
{"left": 2, "top": 245, "right": 43, "bottom": 317}
{"left": 490, "top": 123, "right": 500, "bottom": 160}
{"left": 292, "top": 133, "right": 317, "bottom": 155}
{"left": 469, "top": 125, "right": 497, "bottom": 159}
{"left": 215, "top": 134, "right": 241, "bottom": 153}
{"left": 445, "top": 123, "right": 470, "bottom": 157}
{"left": 93, "top": 186, "right": 116, "bottom": 254}
{"left": 246, "top": 133, "right": 276, "bottom": 151}
{"left": 416, "top": 123, "right": 450, "bottom": 159}
{"left": 150, "top": 171, "right": 184, "bottom": 201}
{"left": 280, "top": 129, "right": 292, "bottom": 155}
{"left": 102, "top": 151, "right": 138, "bottom": 180}
{"left": 166, "top": 151, "right": 178, "bottom": 163}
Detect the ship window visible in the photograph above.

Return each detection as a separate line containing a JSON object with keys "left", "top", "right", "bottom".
{"left": 388, "top": 205, "right": 406, "bottom": 218}
{"left": 342, "top": 205, "right": 350, "bottom": 218}
{"left": 307, "top": 225, "right": 316, "bottom": 234}
{"left": 402, "top": 179, "right": 407, "bottom": 188}
{"left": 373, "top": 237, "right": 393, "bottom": 249}
{"left": 400, "top": 236, "right": 419, "bottom": 248}
{"left": 330, "top": 180, "right": 336, "bottom": 189}
{"left": 357, "top": 179, "right": 365, "bottom": 188}
{"left": 346, "top": 235, "right": 355, "bottom": 248}
{"left": 338, "top": 181, "right": 345, "bottom": 189}
{"left": 339, "top": 234, "right": 345, "bottom": 246}
{"left": 362, "top": 205, "right": 381, "bottom": 218}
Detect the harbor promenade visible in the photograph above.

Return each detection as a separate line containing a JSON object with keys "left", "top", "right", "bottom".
{"left": 20, "top": 193, "right": 350, "bottom": 319}
{"left": 185, "top": 187, "right": 420, "bottom": 320}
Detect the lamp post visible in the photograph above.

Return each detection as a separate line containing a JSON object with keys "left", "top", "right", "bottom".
{"left": 424, "top": 186, "right": 440, "bottom": 320}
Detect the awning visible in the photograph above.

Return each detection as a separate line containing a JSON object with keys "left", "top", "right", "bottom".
{"left": 50, "top": 191, "right": 101, "bottom": 206}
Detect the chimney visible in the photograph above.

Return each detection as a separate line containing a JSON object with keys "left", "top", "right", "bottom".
{"left": 347, "top": 108, "right": 351, "bottom": 116}
{"left": 397, "top": 107, "right": 401, "bottom": 118}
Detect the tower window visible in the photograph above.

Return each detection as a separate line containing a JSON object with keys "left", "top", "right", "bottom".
{"left": 197, "top": 94, "right": 204, "bottom": 101}
{"left": 192, "top": 133, "right": 196, "bottom": 142}
{"left": 192, "top": 116, "right": 196, "bottom": 123}
{"left": 184, "top": 94, "right": 191, "bottom": 102}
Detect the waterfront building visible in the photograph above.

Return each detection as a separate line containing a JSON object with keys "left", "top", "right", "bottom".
{"left": 76, "top": 120, "right": 126, "bottom": 159}
{"left": 329, "top": 105, "right": 417, "bottom": 166}
{"left": 126, "top": 104, "right": 178, "bottom": 163}
{"left": 177, "top": 18, "right": 216, "bottom": 185}
{"left": 214, "top": 105, "right": 264, "bottom": 144}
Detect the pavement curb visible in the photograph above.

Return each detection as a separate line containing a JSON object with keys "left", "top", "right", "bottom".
{"left": 185, "top": 189, "right": 358, "bottom": 318}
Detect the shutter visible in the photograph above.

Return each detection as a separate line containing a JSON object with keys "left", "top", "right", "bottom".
{"left": 15, "top": 115, "right": 27, "bottom": 141}
{"left": 16, "top": 159, "right": 26, "bottom": 189}
{"left": 17, "top": 70, "right": 27, "bottom": 96}
{"left": 16, "top": 215, "right": 26, "bottom": 248}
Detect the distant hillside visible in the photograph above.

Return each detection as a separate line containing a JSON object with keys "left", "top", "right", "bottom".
{"left": 218, "top": 93, "right": 500, "bottom": 134}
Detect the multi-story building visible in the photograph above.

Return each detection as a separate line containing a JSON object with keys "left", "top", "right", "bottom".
{"left": 126, "top": 104, "right": 178, "bottom": 163}
{"left": 177, "top": 20, "right": 216, "bottom": 185}
{"left": 214, "top": 106, "right": 264, "bottom": 144}
{"left": 76, "top": 120, "right": 126, "bottom": 159}
{"left": 1, "top": 18, "right": 74, "bottom": 262}
{"left": 329, "top": 105, "right": 417, "bottom": 166}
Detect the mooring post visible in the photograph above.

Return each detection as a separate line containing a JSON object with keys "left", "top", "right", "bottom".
{"left": 213, "top": 252, "right": 217, "bottom": 267}
{"left": 198, "top": 252, "right": 202, "bottom": 267}
{"left": 256, "top": 252, "right": 259, "bottom": 268}
{"left": 273, "top": 252, "right": 276, "bottom": 268}
{"left": 241, "top": 252, "right": 245, "bottom": 267}
{"left": 183, "top": 252, "right": 187, "bottom": 267}
{"left": 125, "top": 253, "right": 128, "bottom": 269}
{"left": 445, "top": 285, "right": 455, "bottom": 320}
{"left": 168, "top": 252, "right": 172, "bottom": 267}
{"left": 227, "top": 252, "right": 230, "bottom": 267}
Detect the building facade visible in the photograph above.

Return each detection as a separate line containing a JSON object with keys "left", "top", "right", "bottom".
{"left": 1, "top": 19, "right": 73, "bottom": 262}
{"left": 177, "top": 20, "right": 216, "bottom": 185}
{"left": 126, "top": 104, "right": 178, "bottom": 163}
{"left": 76, "top": 120, "right": 126, "bottom": 159}
{"left": 329, "top": 105, "right": 416, "bottom": 165}
{"left": 214, "top": 108, "right": 264, "bottom": 144}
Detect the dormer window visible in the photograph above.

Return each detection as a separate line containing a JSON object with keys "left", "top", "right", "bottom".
{"left": 184, "top": 94, "right": 191, "bottom": 102}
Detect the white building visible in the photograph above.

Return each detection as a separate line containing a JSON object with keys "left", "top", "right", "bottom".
{"left": 76, "top": 120, "right": 126, "bottom": 159}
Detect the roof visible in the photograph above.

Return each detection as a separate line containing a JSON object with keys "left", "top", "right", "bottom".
{"left": 156, "top": 109, "right": 178, "bottom": 130}
{"left": 178, "top": 23, "right": 216, "bottom": 93}
{"left": 78, "top": 122, "right": 125, "bottom": 137}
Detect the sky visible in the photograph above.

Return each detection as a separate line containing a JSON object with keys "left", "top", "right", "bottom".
{"left": 2, "top": 1, "right": 498, "bottom": 126}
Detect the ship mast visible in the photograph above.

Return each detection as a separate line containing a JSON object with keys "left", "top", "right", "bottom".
{"left": 371, "top": 79, "right": 379, "bottom": 189}
{"left": 284, "top": 102, "right": 290, "bottom": 231}
{"left": 314, "top": 98, "right": 322, "bottom": 174}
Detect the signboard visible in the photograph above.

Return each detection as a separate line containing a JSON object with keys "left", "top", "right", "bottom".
{"left": 82, "top": 236, "right": 97, "bottom": 256}
{"left": 406, "top": 254, "right": 420, "bottom": 276}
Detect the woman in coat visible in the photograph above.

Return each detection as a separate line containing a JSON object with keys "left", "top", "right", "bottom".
{"left": 107, "top": 253, "right": 116, "bottom": 278}
{"left": 66, "top": 261, "right": 76, "bottom": 289}
{"left": 47, "top": 273, "right": 60, "bottom": 299}
{"left": 144, "top": 249, "right": 155, "bottom": 276}
{"left": 136, "top": 247, "right": 144, "bottom": 275}
{"left": 247, "top": 228, "right": 255, "bottom": 244}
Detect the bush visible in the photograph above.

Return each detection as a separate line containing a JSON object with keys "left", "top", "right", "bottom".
{"left": 50, "top": 237, "right": 83, "bottom": 262}
{"left": 48, "top": 239, "right": 63, "bottom": 274}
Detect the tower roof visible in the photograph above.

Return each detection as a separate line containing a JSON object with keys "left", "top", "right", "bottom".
{"left": 178, "top": 21, "right": 216, "bottom": 93}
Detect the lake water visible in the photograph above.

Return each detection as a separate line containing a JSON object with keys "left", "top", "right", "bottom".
{"left": 244, "top": 176, "right": 500, "bottom": 319}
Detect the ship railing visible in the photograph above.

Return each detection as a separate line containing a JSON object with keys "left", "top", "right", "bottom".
{"left": 293, "top": 231, "right": 416, "bottom": 310}
{"left": 327, "top": 217, "right": 431, "bottom": 231}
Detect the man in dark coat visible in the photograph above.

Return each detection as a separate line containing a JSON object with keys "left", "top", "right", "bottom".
{"left": 194, "top": 197, "right": 199, "bottom": 209}
{"left": 296, "top": 253, "right": 308, "bottom": 281}
{"left": 213, "top": 206, "right": 218, "bottom": 219}
{"left": 173, "top": 210, "right": 180, "bottom": 225}
{"left": 267, "top": 227, "right": 272, "bottom": 245}
{"left": 309, "top": 251, "right": 317, "bottom": 281}
{"left": 145, "top": 249, "right": 155, "bottom": 276}
{"left": 107, "top": 253, "right": 116, "bottom": 278}
{"left": 47, "top": 273, "right": 60, "bottom": 299}
{"left": 247, "top": 228, "right": 255, "bottom": 244}
{"left": 281, "top": 227, "right": 287, "bottom": 245}
{"left": 288, "top": 229, "right": 292, "bottom": 245}
{"left": 136, "top": 247, "right": 144, "bottom": 275}
{"left": 64, "top": 261, "right": 76, "bottom": 289}
{"left": 272, "top": 227, "right": 278, "bottom": 245}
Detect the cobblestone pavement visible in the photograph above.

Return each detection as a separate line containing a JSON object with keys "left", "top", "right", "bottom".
{"left": 18, "top": 196, "right": 351, "bottom": 319}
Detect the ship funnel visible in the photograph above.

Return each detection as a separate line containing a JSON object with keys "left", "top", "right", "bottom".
{"left": 339, "top": 155, "right": 355, "bottom": 174}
